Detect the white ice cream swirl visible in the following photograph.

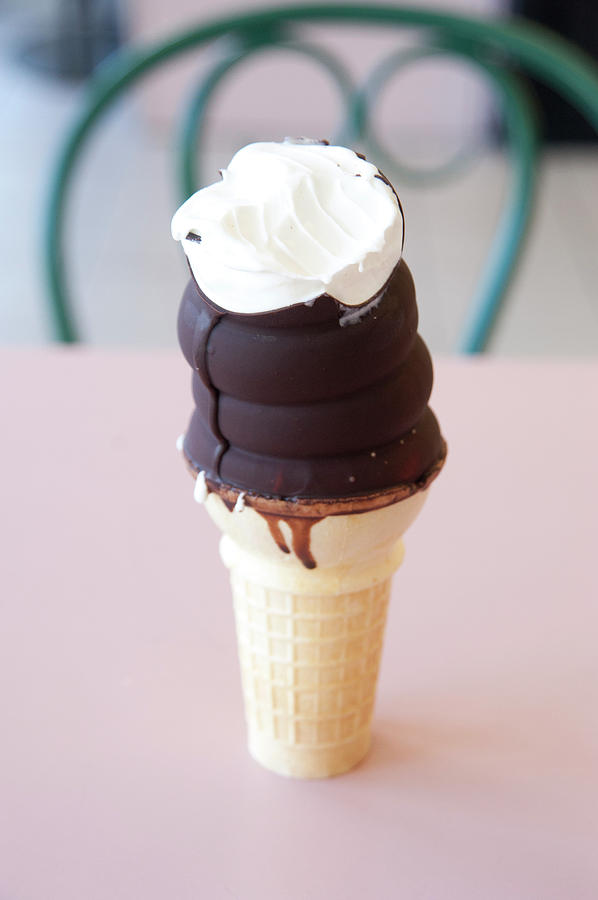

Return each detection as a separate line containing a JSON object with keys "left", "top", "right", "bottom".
{"left": 171, "top": 140, "right": 404, "bottom": 314}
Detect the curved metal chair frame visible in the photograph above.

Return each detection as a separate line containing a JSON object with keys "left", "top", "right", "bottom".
{"left": 44, "top": 3, "right": 598, "bottom": 351}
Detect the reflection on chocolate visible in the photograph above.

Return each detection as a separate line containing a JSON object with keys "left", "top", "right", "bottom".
{"left": 178, "top": 258, "right": 445, "bottom": 502}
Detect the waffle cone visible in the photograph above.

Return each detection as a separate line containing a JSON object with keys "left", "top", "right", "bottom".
{"left": 198, "top": 485, "right": 430, "bottom": 777}
{"left": 228, "top": 562, "right": 395, "bottom": 777}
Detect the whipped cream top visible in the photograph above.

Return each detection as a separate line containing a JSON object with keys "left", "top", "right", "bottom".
{"left": 171, "top": 140, "right": 404, "bottom": 314}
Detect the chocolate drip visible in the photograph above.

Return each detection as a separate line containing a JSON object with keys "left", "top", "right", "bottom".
{"left": 220, "top": 495, "right": 236, "bottom": 513}
{"left": 201, "top": 480, "right": 320, "bottom": 569}
{"left": 259, "top": 513, "right": 321, "bottom": 569}
{"left": 286, "top": 517, "right": 320, "bottom": 570}
{"left": 185, "top": 457, "right": 445, "bottom": 570}
{"left": 261, "top": 514, "right": 291, "bottom": 555}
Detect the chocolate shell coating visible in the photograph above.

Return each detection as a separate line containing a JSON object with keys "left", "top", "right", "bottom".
{"left": 178, "top": 259, "right": 445, "bottom": 499}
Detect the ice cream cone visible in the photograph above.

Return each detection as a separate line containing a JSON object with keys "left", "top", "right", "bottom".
{"left": 172, "top": 140, "right": 447, "bottom": 778}
{"left": 203, "top": 487, "right": 428, "bottom": 777}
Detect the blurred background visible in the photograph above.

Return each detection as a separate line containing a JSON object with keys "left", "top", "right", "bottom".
{"left": 2, "top": 0, "right": 597, "bottom": 353}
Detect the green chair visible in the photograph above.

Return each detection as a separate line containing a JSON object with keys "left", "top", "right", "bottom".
{"left": 43, "top": 3, "right": 598, "bottom": 351}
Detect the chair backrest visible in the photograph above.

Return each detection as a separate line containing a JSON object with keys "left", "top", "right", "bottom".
{"left": 43, "top": 3, "right": 598, "bottom": 351}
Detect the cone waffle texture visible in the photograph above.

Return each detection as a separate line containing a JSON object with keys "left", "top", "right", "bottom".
{"left": 231, "top": 569, "right": 391, "bottom": 777}
{"left": 206, "top": 491, "right": 427, "bottom": 777}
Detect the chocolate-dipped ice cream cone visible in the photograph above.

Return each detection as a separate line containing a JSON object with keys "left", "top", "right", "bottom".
{"left": 173, "top": 141, "right": 446, "bottom": 777}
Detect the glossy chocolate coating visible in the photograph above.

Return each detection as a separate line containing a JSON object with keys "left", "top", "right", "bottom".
{"left": 178, "top": 259, "right": 445, "bottom": 499}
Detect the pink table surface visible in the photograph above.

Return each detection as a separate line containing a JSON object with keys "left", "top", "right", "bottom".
{"left": 1, "top": 349, "right": 597, "bottom": 900}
